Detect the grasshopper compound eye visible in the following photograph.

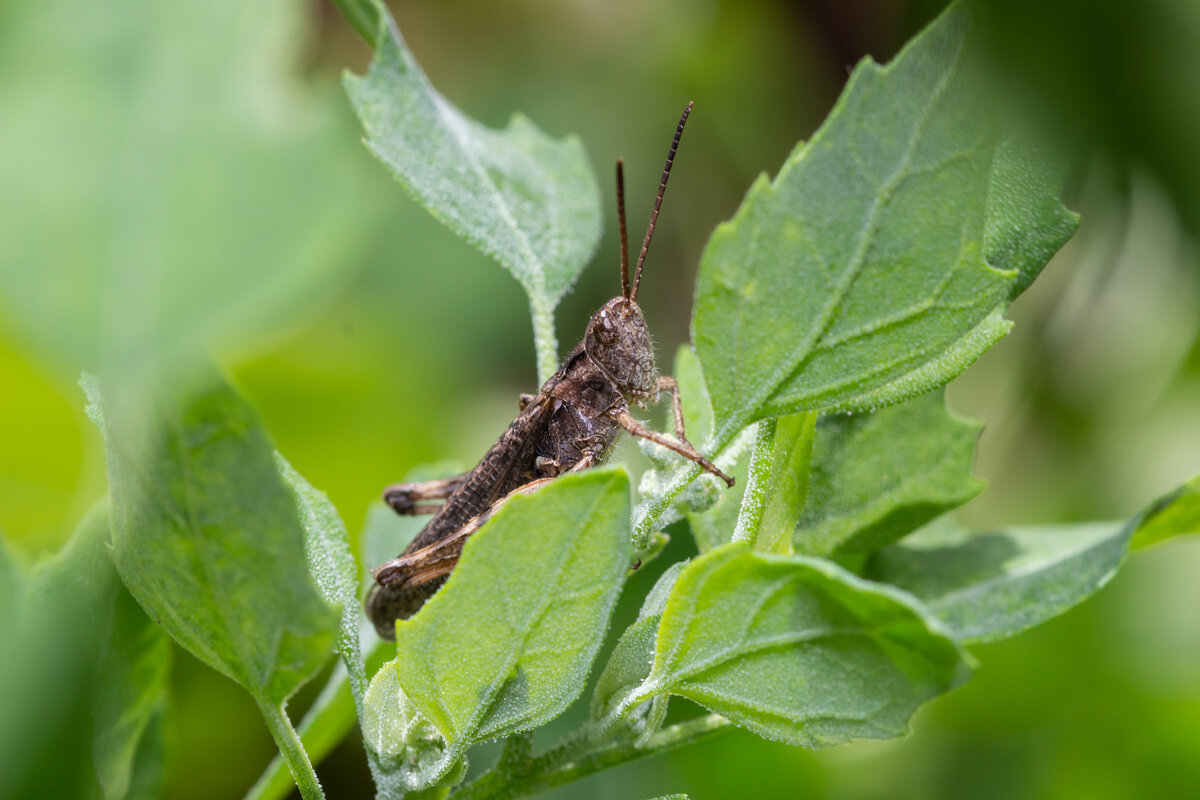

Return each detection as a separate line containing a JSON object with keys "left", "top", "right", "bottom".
{"left": 594, "top": 312, "right": 621, "bottom": 345}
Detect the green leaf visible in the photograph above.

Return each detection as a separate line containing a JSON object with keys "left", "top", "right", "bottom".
{"left": 247, "top": 493, "right": 415, "bottom": 800}
{"left": 866, "top": 520, "right": 1124, "bottom": 643}
{"left": 672, "top": 345, "right": 715, "bottom": 446}
{"left": 15, "top": 506, "right": 170, "bottom": 800}
{"left": 1129, "top": 475, "right": 1200, "bottom": 549}
{"left": 796, "top": 391, "right": 984, "bottom": 558}
{"left": 88, "top": 370, "right": 337, "bottom": 707}
{"left": 0, "top": 0, "right": 372, "bottom": 381}
{"left": 590, "top": 564, "right": 684, "bottom": 733}
{"left": 92, "top": 570, "right": 172, "bottom": 800}
{"left": 344, "top": 4, "right": 601, "bottom": 380}
{"left": 867, "top": 475, "right": 1200, "bottom": 643}
{"left": 387, "top": 469, "right": 630, "bottom": 785}
{"left": 686, "top": 448, "right": 751, "bottom": 554}
{"left": 691, "top": 2, "right": 1073, "bottom": 449}
{"left": 626, "top": 543, "right": 969, "bottom": 747}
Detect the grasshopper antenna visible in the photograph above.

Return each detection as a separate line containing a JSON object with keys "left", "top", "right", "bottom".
{"left": 617, "top": 158, "right": 631, "bottom": 299}
{"left": 631, "top": 100, "right": 693, "bottom": 303}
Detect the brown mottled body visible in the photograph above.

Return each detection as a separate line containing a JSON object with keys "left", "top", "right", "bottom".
{"left": 367, "top": 102, "right": 733, "bottom": 639}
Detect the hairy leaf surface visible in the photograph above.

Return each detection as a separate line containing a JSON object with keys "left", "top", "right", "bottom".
{"left": 796, "top": 391, "right": 984, "bottom": 557}
{"left": 344, "top": 4, "right": 601, "bottom": 377}
{"left": 87, "top": 371, "right": 337, "bottom": 707}
{"left": 629, "top": 544, "right": 969, "bottom": 747}
{"left": 692, "top": 3, "right": 1075, "bottom": 446}
{"left": 388, "top": 469, "right": 630, "bottom": 783}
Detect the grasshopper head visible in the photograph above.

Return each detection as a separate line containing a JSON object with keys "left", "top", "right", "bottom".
{"left": 584, "top": 297, "right": 657, "bottom": 405}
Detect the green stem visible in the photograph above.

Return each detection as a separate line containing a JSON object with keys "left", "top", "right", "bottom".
{"left": 732, "top": 420, "right": 776, "bottom": 547}
{"left": 529, "top": 295, "right": 559, "bottom": 384}
{"left": 256, "top": 697, "right": 325, "bottom": 800}
{"left": 331, "top": 0, "right": 383, "bottom": 47}
{"left": 452, "top": 715, "right": 730, "bottom": 800}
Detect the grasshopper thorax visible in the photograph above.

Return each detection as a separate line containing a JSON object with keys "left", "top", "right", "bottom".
{"left": 584, "top": 297, "right": 656, "bottom": 405}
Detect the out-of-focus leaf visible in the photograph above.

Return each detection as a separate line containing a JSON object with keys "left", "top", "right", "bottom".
{"left": 86, "top": 370, "right": 337, "bottom": 708}
{"left": 867, "top": 474, "right": 1200, "bottom": 643}
{"left": 796, "top": 392, "right": 984, "bottom": 558}
{"left": 0, "top": 0, "right": 372, "bottom": 381}
{"left": 1129, "top": 475, "right": 1200, "bottom": 549}
{"left": 623, "top": 543, "right": 969, "bottom": 747}
{"left": 691, "top": 2, "right": 1074, "bottom": 447}
{"left": 344, "top": 3, "right": 601, "bottom": 379}
{"left": 92, "top": 571, "right": 172, "bottom": 800}
{"left": 384, "top": 469, "right": 630, "bottom": 787}
{"left": 7, "top": 506, "right": 170, "bottom": 800}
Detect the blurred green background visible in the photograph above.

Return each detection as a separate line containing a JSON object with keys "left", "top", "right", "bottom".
{"left": 2, "top": 0, "right": 1199, "bottom": 798}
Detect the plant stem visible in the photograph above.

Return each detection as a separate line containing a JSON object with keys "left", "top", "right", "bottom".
{"left": 452, "top": 715, "right": 730, "bottom": 800}
{"left": 529, "top": 295, "right": 559, "bottom": 384}
{"left": 733, "top": 419, "right": 775, "bottom": 547}
{"left": 256, "top": 697, "right": 325, "bottom": 800}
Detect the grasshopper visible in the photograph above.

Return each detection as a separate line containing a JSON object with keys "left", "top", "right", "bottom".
{"left": 367, "top": 102, "right": 733, "bottom": 639}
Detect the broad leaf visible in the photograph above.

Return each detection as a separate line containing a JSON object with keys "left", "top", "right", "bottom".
{"left": 344, "top": 3, "right": 601, "bottom": 378}
{"left": 86, "top": 370, "right": 337, "bottom": 708}
{"left": 0, "top": 0, "right": 371, "bottom": 381}
{"left": 796, "top": 391, "right": 984, "bottom": 557}
{"left": 625, "top": 543, "right": 969, "bottom": 747}
{"left": 691, "top": 2, "right": 1074, "bottom": 449}
{"left": 867, "top": 474, "right": 1200, "bottom": 643}
{"left": 386, "top": 469, "right": 630, "bottom": 785}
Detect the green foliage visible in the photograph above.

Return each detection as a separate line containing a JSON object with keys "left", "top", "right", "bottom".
{"left": 1130, "top": 475, "right": 1200, "bottom": 549}
{"left": 797, "top": 391, "right": 985, "bottom": 557}
{"left": 85, "top": 369, "right": 339, "bottom": 798}
{"left": 380, "top": 469, "right": 630, "bottom": 787}
{"left": 14, "top": 0, "right": 1200, "bottom": 798}
{"left": 619, "top": 544, "right": 970, "bottom": 747}
{"left": 86, "top": 371, "right": 337, "bottom": 708}
{"left": 635, "top": 3, "right": 1076, "bottom": 543}
{"left": 0, "top": 0, "right": 371, "bottom": 384}
{"left": 1, "top": 506, "right": 170, "bottom": 800}
{"left": 344, "top": 2, "right": 602, "bottom": 380}
{"left": 691, "top": 4, "right": 1070, "bottom": 445}
{"left": 868, "top": 476, "right": 1200, "bottom": 643}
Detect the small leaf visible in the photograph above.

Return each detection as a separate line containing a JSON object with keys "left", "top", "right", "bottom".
{"left": 87, "top": 369, "right": 337, "bottom": 708}
{"left": 867, "top": 475, "right": 1200, "bottom": 643}
{"left": 1129, "top": 475, "right": 1200, "bottom": 549}
{"left": 390, "top": 469, "right": 630, "bottom": 784}
{"left": 344, "top": 3, "right": 601, "bottom": 378}
{"left": 590, "top": 564, "right": 684, "bottom": 732}
{"left": 796, "top": 391, "right": 985, "bottom": 557}
{"left": 691, "top": 2, "right": 1075, "bottom": 451}
{"left": 629, "top": 543, "right": 969, "bottom": 747}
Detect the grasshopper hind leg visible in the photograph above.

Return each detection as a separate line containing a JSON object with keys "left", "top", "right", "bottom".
{"left": 382, "top": 473, "right": 469, "bottom": 515}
